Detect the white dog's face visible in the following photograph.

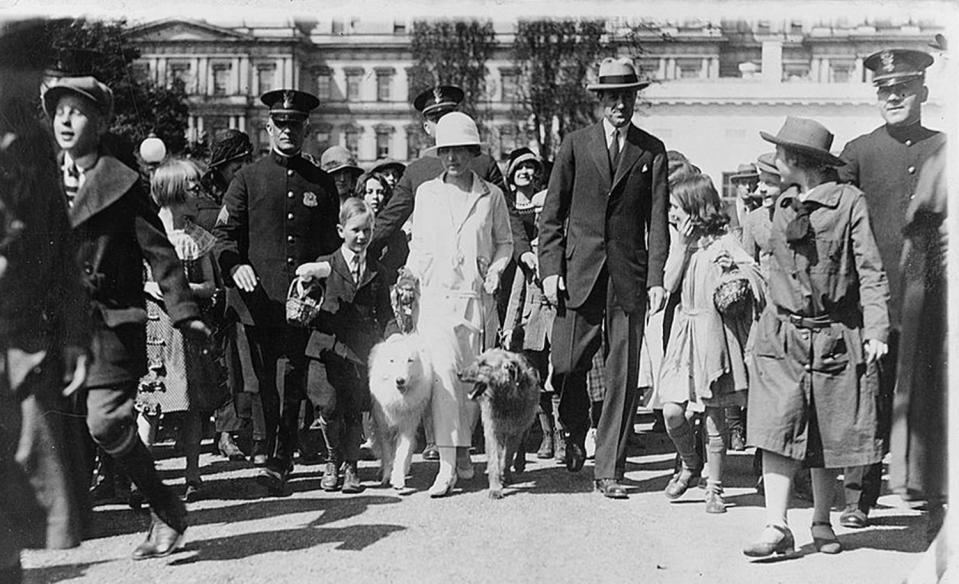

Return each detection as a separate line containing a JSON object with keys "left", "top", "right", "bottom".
{"left": 371, "top": 336, "right": 426, "bottom": 394}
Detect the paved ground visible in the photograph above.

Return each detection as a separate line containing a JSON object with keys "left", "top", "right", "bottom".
{"left": 22, "top": 424, "right": 933, "bottom": 584}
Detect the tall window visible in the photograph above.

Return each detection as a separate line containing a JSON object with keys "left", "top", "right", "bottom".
{"left": 498, "top": 125, "right": 518, "bottom": 160}
{"left": 376, "top": 69, "right": 393, "bottom": 102}
{"left": 168, "top": 61, "right": 191, "bottom": 89}
{"left": 406, "top": 124, "right": 424, "bottom": 160}
{"left": 677, "top": 59, "right": 702, "bottom": 79}
{"left": 133, "top": 62, "right": 151, "bottom": 84}
{"left": 257, "top": 65, "right": 275, "bottom": 93}
{"left": 314, "top": 123, "right": 332, "bottom": 153}
{"left": 212, "top": 63, "right": 232, "bottom": 96}
{"left": 344, "top": 126, "right": 360, "bottom": 158}
{"left": 316, "top": 68, "right": 332, "bottom": 100}
{"left": 375, "top": 125, "right": 393, "bottom": 159}
{"left": 500, "top": 68, "right": 519, "bottom": 102}
{"left": 829, "top": 60, "right": 856, "bottom": 83}
{"left": 345, "top": 69, "right": 363, "bottom": 101}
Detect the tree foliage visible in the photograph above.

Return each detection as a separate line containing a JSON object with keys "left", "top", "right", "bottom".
{"left": 512, "top": 19, "right": 619, "bottom": 161}
{"left": 409, "top": 20, "right": 497, "bottom": 151}
{"left": 42, "top": 19, "right": 190, "bottom": 155}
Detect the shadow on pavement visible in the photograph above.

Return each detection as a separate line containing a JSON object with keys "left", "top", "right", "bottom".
{"left": 86, "top": 494, "right": 402, "bottom": 539}
{"left": 169, "top": 523, "right": 406, "bottom": 564}
{"left": 24, "top": 559, "right": 112, "bottom": 584}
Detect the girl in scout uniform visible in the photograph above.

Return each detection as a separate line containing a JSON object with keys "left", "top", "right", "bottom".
{"left": 743, "top": 118, "right": 890, "bottom": 559}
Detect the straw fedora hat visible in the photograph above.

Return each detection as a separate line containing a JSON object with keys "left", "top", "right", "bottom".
{"left": 434, "top": 112, "right": 481, "bottom": 149}
{"left": 760, "top": 117, "right": 845, "bottom": 167}
{"left": 587, "top": 57, "right": 650, "bottom": 92}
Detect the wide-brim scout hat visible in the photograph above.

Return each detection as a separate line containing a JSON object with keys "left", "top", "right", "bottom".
{"left": 730, "top": 162, "right": 759, "bottom": 183}
{"left": 505, "top": 147, "right": 543, "bottom": 182}
{"left": 42, "top": 75, "right": 114, "bottom": 118}
{"left": 864, "top": 49, "right": 934, "bottom": 88}
{"left": 434, "top": 112, "right": 481, "bottom": 149}
{"left": 587, "top": 57, "right": 650, "bottom": 92}
{"left": 371, "top": 158, "right": 406, "bottom": 175}
{"left": 413, "top": 85, "right": 465, "bottom": 118}
{"left": 760, "top": 117, "right": 845, "bottom": 167}
{"left": 756, "top": 152, "right": 780, "bottom": 177}
{"left": 320, "top": 145, "right": 363, "bottom": 176}
{"left": 261, "top": 89, "right": 319, "bottom": 122}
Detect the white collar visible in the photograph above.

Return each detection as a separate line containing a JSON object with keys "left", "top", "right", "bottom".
{"left": 341, "top": 245, "right": 366, "bottom": 267}
{"left": 602, "top": 118, "right": 630, "bottom": 140}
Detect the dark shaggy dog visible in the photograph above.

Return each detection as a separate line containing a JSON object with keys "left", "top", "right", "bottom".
{"left": 460, "top": 349, "right": 540, "bottom": 499}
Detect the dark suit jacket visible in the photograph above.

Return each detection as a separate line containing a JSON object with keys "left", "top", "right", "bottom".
{"left": 215, "top": 151, "right": 340, "bottom": 327}
{"left": 370, "top": 151, "right": 525, "bottom": 256}
{"left": 69, "top": 151, "right": 200, "bottom": 386}
{"left": 838, "top": 123, "right": 945, "bottom": 324}
{"left": 538, "top": 121, "right": 669, "bottom": 313}
{"left": 304, "top": 250, "right": 397, "bottom": 366}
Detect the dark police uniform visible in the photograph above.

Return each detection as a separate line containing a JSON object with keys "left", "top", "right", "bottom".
{"left": 215, "top": 89, "right": 340, "bottom": 483}
{"left": 837, "top": 48, "right": 944, "bottom": 523}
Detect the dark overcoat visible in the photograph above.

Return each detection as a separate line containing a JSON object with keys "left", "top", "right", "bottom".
{"left": 889, "top": 142, "right": 948, "bottom": 500}
{"left": 746, "top": 182, "right": 890, "bottom": 468}
{"left": 214, "top": 151, "right": 340, "bottom": 327}
{"left": 69, "top": 151, "right": 199, "bottom": 388}
{"left": 538, "top": 121, "right": 670, "bottom": 313}
{"left": 838, "top": 123, "right": 945, "bottom": 324}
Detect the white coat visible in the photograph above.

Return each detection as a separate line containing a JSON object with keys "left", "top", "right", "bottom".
{"left": 406, "top": 170, "right": 513, "bottom": 447}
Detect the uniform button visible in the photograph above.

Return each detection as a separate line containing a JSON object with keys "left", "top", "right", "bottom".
{"left": 287, "top": 212, "right": 294, "bottom": 220}
{"left": 908, "top": 166, "right": 916, "bottom": 174}
{"left": 287, "top": 170, "right": 294, "bottom": 176}
{"left": 910, "top": 194, "right": 916, "bottom": 200}
{"left": 287, "top": 235, "right": 294, "bottom": 243}
{"left": 905, "top": 139, "right": 913, "bottom": 147}
{"left": 83, "top": 263, "right": 94, "bottom": 275}
{"left": 287, "top": 258, "right": 294, "bottom": 265}
{"left": 288, "top": 191, "right": 294, "bottom": 198}
{"left": 804, "top": 364, "right": 812, "bottom": 372}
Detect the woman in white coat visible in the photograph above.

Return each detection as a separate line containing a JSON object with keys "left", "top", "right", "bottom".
{"left": 404, "top": 112, "right": 513, "bottom": 497}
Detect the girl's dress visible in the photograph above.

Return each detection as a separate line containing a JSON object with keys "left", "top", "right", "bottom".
{"left": 138, "top": 222, "right": 222, "bottom": 415}
{"left": 658, "top": 231, "right": 763, "bottom": 412}
{"left": 405, "top": 170, "right": 513, "bottom": 448}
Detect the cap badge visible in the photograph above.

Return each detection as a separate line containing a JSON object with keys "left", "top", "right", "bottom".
{"left": 282, "top": 90, "right": 296, "bottom": 109}
{"left": 881, "top": 51, "right": 895, "bottom": 73}
{"left": 433, "top": 87, "right": 444, "bottom": 105}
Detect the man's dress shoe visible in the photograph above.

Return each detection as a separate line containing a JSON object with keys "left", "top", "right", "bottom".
{"left": 595, "top": 479, "right": 628, "bottom": 499}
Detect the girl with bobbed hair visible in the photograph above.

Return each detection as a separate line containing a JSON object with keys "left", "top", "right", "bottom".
{"left": 658, "top": 173, "right": 763, "bottom": 515}
{"left": 138, "top": 157, "right": 221, "bottom": 502}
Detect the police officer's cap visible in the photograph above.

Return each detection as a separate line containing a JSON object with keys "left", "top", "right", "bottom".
{"left": 413, "top": 85, "right": 464, "bottom": 118}
{"left": 864, "top": 49, "right": 934, "bottom": 88}
{"left": 261, "top": 89, "right": 319, "bottom": 122}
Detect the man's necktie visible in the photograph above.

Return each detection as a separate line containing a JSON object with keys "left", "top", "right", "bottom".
{"left": 63, "top": 162, "right": 80, "bottom": 208}
{"left": 351, "top": 255, "right": 361, "bottom": 284}
{"left": 609, "top": 129, "right": 621, "bottom": 174}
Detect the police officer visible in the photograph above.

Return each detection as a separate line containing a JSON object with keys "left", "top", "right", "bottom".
{"left": 214, "top": 89, "right": 340, "bottom": 495}
{"left": 837, "top": 48, "right": 944, "bottom": 529}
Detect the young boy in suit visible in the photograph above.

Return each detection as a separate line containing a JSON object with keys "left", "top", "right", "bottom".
{"left": 298, "top": 198, "right": 397, "bottom": 492}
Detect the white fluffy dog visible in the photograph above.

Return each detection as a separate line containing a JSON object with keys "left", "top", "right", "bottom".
{"left": 368, "top": 333, "right": 433, "bottom": 490}
{"left": 460, "top": 349, "right": 540, "bottom": 499}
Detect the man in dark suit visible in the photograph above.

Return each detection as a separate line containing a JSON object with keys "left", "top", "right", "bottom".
{"left": 44, "top": 75, "right": 211, "bottom": 558}
{"left": 837, "top": 48, "right": 944, "bottom": 529}
{"left": 539, "top": 57, "right": 669, "bottom": 499}
{"left": 215, "top": 89, "right": 341, "bottom": 495}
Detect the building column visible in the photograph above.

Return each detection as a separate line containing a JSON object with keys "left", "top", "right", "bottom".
{"left": 710, "top": 57, "right": 719, "bottom": 79}
{"left": 700, "top": 58, "right": 709, "bottom": 79}
{"left": 239, "top": 56, "right": 250, "bottom": 95}
{"left": 820, "top": 58, "right": 830, "bottom": 82}
{"left": 187, "top": 115, "right": 195, "bottom": 142}
{"left": 238, "top": 116, "right": 246, "bottom": 132}
{"left": 198, "top": 57, "right": 208, "bottom": 96}
{"left": 667, "top": 58, "right": 677, "bottom": 80}
{"left": 196, "top": 116, "right": 205, "bottom": 137}
{"left": 284, "top": 58, "right": 294, "bottom": 89}
{"left": 854, "top": 57, "right": 864, "bottom": 83}
{"left": 229, "top": 116, "right": 237, "bottom": 130}
{"left": 657, "top": 58, "right": 666, "bottom": 80}
{"left": 156, "top": 57, "right": 167, "bottom": 87}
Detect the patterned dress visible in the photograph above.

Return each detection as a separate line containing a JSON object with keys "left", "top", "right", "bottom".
{"left": 139, "top": 222, "right": 222, "bottom": 414}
